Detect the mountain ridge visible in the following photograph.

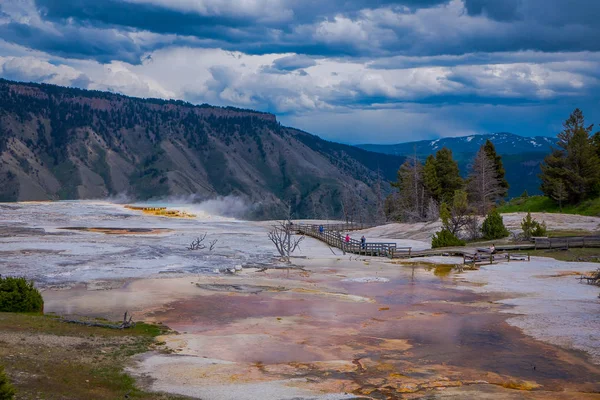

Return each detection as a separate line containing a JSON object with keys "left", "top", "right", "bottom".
{"left": 0, "top": 79, "right": 403, "bottom": 219}
{"left": 357, "top": 132, "right": 557, "bottom": 156}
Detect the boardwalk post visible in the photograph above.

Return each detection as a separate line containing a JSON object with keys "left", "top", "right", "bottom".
{"left": 508, "top": 253, "right": 510, "bottom": 262}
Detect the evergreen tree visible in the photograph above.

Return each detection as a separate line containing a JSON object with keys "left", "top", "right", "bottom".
{"left": 423, "top": 155, "right": 441, "bottom": 201}
{"left": 540, "top": 109, "right": 600, "bottom": 204}
{"left": 0, "top": 365, "right": 15, "bottom": 400}
{"left": 592, "top": 131, "right": 600, "bottom": 158}
{"left": 481, "top": 209, "right": 509, "bottom": 240}
{"left": 521, "top": 212, "right": 546, "bottom": 240}
{"left": 431, "top": 228, "right": 465, "bottom": 248}
{"left": 434, "top": 147, "right": 463, "bottom": 203}
{"left": 483, "top": 139, "right": 509, "bottom": 198}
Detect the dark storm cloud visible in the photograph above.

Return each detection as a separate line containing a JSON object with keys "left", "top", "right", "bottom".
{"left": 464, "top": 0, "right": 600, "bottom": 26}
{"left": 0, "top": 21, "right": 141, "bottom": 63}
{"left": 2, "top": 0, "right": 599, "bottom": 63}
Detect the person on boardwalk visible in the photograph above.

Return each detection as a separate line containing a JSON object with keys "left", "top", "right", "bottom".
{"left": 490, "top": 243, "right": 496, "bottom": 254}
{"left": 360, "top": 235, "right": 366, "bottom": 249}
{"left": 345, "top": 234, "right": 350, "bottom": 243}
{"left": 319, "top": 225, "right": 324, "bottom": 234}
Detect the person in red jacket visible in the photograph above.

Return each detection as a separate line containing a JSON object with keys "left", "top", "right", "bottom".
{"left": 345, "top": 234, "right": 350, "bottom": 243}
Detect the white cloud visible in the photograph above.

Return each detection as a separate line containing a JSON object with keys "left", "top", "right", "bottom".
{"left": 0, "top": 56, "right": 86, "bottom": 87}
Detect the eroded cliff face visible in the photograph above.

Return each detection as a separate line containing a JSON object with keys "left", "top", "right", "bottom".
{"left": 0, "top": 79, "right": 403, "bottom": 218}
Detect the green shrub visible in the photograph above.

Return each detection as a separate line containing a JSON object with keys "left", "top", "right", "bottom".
{"left": 0, "top": 276, "right": 44, "bottom": 313}
{"left": 0, "top": 365, "right": 15, "bottom": 400}
{"left": 521, "top": 212, "right": 547, "bottom": 240}
{"left": 432, "top": 229, "right": 466, "bottom": 248}
{"left": 481, "top": 209, "right": 510, "bottom": 240}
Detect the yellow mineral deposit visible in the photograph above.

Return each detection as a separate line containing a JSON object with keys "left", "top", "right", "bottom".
{"left": 125, "top": 205, "right": 196, "bottom": 218}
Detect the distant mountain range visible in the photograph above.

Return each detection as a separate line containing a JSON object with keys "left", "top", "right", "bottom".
{"left": 358, "top": 132, "right": 557, "bottom": 156}
{"left": 357, "top": 132, "right": 558, "bottom": 198}
{"left": 0, "top": 79, "right": 404, "bottom": 219}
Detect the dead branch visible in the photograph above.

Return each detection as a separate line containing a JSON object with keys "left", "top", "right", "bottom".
{"left": 209, "top": 239, "right": 218, "bottom": 251}
{"left": 188, "top": 233, "right": 208, "bottom": 250}
{"left": 268, "top": 221, "right": 304, "bottom": 262}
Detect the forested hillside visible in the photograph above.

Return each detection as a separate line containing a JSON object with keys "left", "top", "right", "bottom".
{"left": 0, "top": 79, "right": 404, "bottom": 219}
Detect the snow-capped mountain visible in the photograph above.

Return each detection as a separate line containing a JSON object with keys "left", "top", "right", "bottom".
{"left": 356, "top": 132, "right": 559, "bottom": 198}
{"left": 357, "top": 132, "right": 557, "bottom": 156}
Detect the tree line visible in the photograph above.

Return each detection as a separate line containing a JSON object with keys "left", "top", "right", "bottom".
{"left": 384, "top": 138, "right": 511, "bottom": 246}
{"left": 385, "top": 139, "right": 508, "bottom": 222}
{"left": 384, "top": 108, "right": 598, "bottom": 247}
{"left": 385, "top": 108, "right": 600, "bottom": 221}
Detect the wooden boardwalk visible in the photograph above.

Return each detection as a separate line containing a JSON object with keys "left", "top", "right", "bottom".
{"left": 296, "top": 223, "right": 405, "bottom": 258}
{"left": 295, "top": 223, "right": 600, "bottom": 264}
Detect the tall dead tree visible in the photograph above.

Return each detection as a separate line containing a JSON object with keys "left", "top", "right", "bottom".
{"left": 374, "top": 167, "right": 386, "bottom": 224}
{"left": 268, "top": 205, "right": 304, "bottom": 263}
{"left": 394, "top": 155, "right": 427, "bottom": 222}
{"left": 468, "top": 147, "right": 503, "bottom": 215}
{"left": 340, "top": 186, "right": 359, "bottom": 224}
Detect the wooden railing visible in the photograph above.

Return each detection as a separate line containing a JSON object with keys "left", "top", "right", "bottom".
{"left": 463, "top": 252, "right": 531, "bottom": 265}
{"left": 533, "top": 236, "right": 600, "bottom": 250}
{"left": 295, "top": 223, "right": 410, "bottom": 258}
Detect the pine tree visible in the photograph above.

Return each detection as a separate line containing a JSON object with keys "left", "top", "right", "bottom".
{"left": 0, "top": 365, "right": 15, "bottom": 400}
{"left": 540, "top": 109, "right": 600, "bottom": 204}
{"left": 592, "top": 131, "right": 600, "bottom": 158}
{"left": 564, "top": 126, "right": 600, "bottom": 201}
{"left": 434, "top": 148, "right": 463, "bottom": 203}
{"left": 483, "top": 139, "right": 509, "bottom": 198}
{"left": 521, "top": 212, "right": 547, "bottom": 240}
{"left": 481, "top": 209, "right": 509, "bottom": 240}
{"left": 468, "top": 146, "right": 503, "bottom": 215}
{"left": 423, "top": 154, "right": 441, "bottom": 201}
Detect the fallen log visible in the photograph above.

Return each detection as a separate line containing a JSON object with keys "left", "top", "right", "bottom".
{"left": 61, "top": 311, "right": 136, "bottom": 330}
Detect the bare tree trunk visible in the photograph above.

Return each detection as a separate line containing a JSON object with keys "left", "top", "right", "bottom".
{"left": 268, "top": 204, "right": 304, "bottom": 263}
{"left": 468, "top": 147, "right": 502, "bottom": 215}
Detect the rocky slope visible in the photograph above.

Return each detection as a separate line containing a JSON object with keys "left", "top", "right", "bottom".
{"left": 0, "top": 79, "right": 403, "bottom": 218}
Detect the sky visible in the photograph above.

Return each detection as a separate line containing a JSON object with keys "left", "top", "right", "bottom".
{"left": 0, "top": 0, "right": 599, "bottom": 144}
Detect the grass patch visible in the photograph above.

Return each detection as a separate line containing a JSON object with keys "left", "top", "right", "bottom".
{"left": 499, "top": 195, "right": 600, "bottom": 217}
{"left": 0, "top": 312, "right": 188, "bottom": 400}
{"left": 523, "top": 247, "right": 600, "bottom": 262}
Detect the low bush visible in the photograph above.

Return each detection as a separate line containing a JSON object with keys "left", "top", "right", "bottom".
{"left": 0, "top": 365, "right": 15, "bottom": 400}
{"left": 481, "top": 209, "right": 510, "bottom": 240}
{"left": 0, "top": 276, "right": 44, "bottom": 313}
{"left": 521, "top": 212, "right": 547, "bottom": 240}
{"left": 432, "top": 229, "right": 466, "bottom": 248}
